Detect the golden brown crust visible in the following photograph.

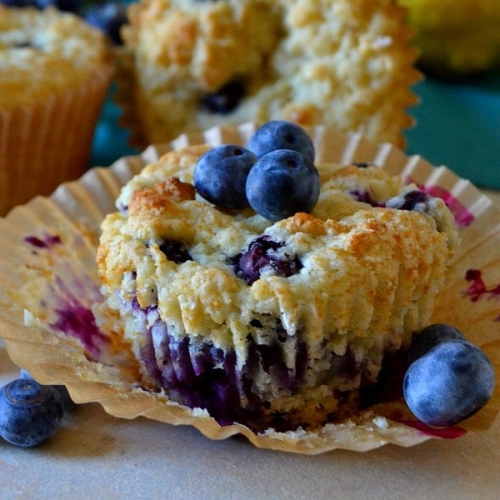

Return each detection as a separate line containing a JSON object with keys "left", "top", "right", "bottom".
{"left": 117, "top": 0, "right": 421, "bottom": 148}
{"left": 129, "top": 177, "right": 196, "bottom": 216}
{"left": 281, "top": 212, "right": 328, "bottom": 237}
{"left": 0, "top": 6, "right": 113, "bottom": 108}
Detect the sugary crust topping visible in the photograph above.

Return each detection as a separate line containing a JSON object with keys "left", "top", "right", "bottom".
{"left": 0, "top": 6, "right": 113, "bottom": 108}
{"left": 98, "top": 145, "right": 459, "bottom": 363}
{"left": 117, "top": 145, "right": 211, "bottom": 209}
{"left": 119, "top": 0, "right": 421, "bottom": 148}
{"left": 128, "top": 177, "right": 196, "bottom": 216}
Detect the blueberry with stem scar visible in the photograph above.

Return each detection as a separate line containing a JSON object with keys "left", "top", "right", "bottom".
{"left": 0, "top": 379, "right": 64, "bottom": 447}
{"left": 194, "top": 144, "right": 257, "bottom": 209}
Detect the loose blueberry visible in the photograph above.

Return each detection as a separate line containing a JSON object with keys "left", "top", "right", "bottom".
{"left": 247, "top": 120, "right": 315, "bottom": 162}
{"left": 194, "top": 144, "right": 257, "bottom": 209}
{"left": 201, "top": 80, "right": 245, "bottom": 114}
{"left": 84, "top": 2, "right": 128, "bottom": 45}
{"left": 0, "top": 379, "right": 64, "bottom": 447}
{"left": 403, "top": 340, "right": 495, "bottom": 427}
{"left": 245, "top": 149, "right": 320, "bottom": 222}
{"left": 407, "top": 323, "right": 467, "bottom": 366}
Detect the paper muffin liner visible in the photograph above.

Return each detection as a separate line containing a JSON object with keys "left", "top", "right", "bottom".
{"left": 0, "top": 64, "right": 114, "bottom": 216}
{"left": 1, "top": 123, "right": 499, "bottom": 454}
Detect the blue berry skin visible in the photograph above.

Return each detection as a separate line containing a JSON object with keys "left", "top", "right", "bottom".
{"left": 194, "top": 144, "right": 257, "bottom": 209}
{"left": 407, "top": 323, "right": 467, "bottom": 366}
{"left": 0, "top": 0, "right": 81, "bottom": 11}
{"left": 247, "top": 120, "right": 315, "bottom": 162}
{"left": 35, "top": 0, "right": 81, "bottom": 13}
{"left": 84, "top": 2, "right": 128, "bottom": 45}
{"left": 0, "top": 0, "right": 36, "bottom": 6}
{"left": 52, "top": 385, "right": 76, "bottom": 413}
{"left": 0, "top": 379, "right": 64, "bottom": 447}
{"left": 403, "top": 340, "right": 495, "bottom": 427}
{"left": 246, "top": 149, "right": 320, "bottom": 222}
{"left": 20, "top": 370, "right": 76, "bottom": 413}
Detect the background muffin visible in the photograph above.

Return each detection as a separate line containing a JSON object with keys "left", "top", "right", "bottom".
{"left": 117, "top": 0, "right": 421, "bottom": 149}
{"left": 0, "top": 6, "right": 114, "bottom": 215}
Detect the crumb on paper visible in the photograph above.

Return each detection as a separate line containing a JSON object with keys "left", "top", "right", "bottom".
{"left": 372, "top": 416, "right": 390, "bottom": 430}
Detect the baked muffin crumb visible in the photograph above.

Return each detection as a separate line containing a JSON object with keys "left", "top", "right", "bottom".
{"left": 97, "top": 142, "right": 458, "bottom": 432}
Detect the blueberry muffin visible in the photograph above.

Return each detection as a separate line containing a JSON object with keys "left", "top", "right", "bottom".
{"left": 0, "top": 6, "right": 113, "bottom": 215}
{"left": 117, "top": 0, "right": 420, "bottom": 149}
{"left": 96, "top": 133, "right": 459, "bottom": 432}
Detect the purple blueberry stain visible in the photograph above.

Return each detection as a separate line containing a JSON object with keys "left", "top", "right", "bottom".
{"left": 50, "top": 298, "right": 108, "bottom": 359}
{"left": 463, "top": 269, "right": 500, "bottom": 307}
{"left": 393, "top": 418, "right": 467, "bottom": 439}
{"left": 41, "top": 273, "right": 110, "bottom": 360}
{"left": 24, "top": 234, "right": 62, "bottom": 250}
{"left": 403, "top": 179, "right": 475, "bottom": 229}
{"left": 134, "top": 296, "right": 410, "bottom": 431}
{"left": 117, "top": 201, "right": 128, "bottom": 212}
{"left": 135, "top": 303, "right": 316, "bottom": 431}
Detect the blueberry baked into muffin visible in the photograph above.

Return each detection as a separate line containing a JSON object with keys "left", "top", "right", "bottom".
{"left": 97, "top": 122, "right": 459, "bottom": 432}
{"left": 117, "top": 0, "right": 420, "bottom": 149}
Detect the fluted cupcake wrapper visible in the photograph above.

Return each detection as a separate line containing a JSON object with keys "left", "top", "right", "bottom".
{"left": 0, "top": 64, "right": 114, "bottom": 216}
{"left": 0, "top": 123, "right": 499, "bottom": 454}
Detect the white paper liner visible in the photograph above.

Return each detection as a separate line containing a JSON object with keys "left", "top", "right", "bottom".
{"left": 0, "top": 123, "right": 499, "bottom": 454}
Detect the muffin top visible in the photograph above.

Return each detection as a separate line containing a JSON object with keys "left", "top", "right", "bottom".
{"left": 0, "top": 6, "right": 112, "bottom": 108}
{"left": 97, "top": 144, "right": 459, "bottom": 358}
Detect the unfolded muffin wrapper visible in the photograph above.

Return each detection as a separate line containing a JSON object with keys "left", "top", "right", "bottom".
{"left": 0, "top": 64, "right": 114, "bottom": 216}
{"left": 1, "top": 123, "right": 500, "bottom": 454}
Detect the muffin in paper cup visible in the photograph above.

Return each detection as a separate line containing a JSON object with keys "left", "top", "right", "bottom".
{"left": 0, "top": 6, "right": 114, "bottom": 216}
{"left": 115, "top": 0, "right": 420, "bottom": 150}
{"left": 0, "top": 123, "right": 499, "bottom": 454}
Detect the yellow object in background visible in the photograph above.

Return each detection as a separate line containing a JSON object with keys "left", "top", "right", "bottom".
{"left": 399, "top": 0, "right": 500, "bottom": 78}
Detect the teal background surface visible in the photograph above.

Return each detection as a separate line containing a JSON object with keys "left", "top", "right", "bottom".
{"left": 90, "top": 71, "right": 500, "bottom": 189}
